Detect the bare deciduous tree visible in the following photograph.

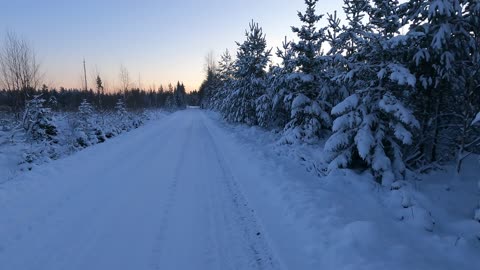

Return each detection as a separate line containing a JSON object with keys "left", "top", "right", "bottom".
{"left": 119, "top": 64, "right": 130, "bottom": 93}
{"left": 0, "top": 31, "right": 42, "bottom": 110}
{"left": 204, "top": 51, "right": 216, "bottom": 75}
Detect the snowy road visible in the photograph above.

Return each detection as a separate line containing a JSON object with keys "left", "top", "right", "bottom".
{"left": 0, "top": 110, "right": 284, "bottom": 270}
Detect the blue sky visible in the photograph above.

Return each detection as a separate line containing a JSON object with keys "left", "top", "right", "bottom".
{"left": 1, "top": 0, "right": 343, "bottom": 91}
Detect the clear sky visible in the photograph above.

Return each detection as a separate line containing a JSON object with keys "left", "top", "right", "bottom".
{"left": 1, "top": 0, "right": 343, "bottom": 92}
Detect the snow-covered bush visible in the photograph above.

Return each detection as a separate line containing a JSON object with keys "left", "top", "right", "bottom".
{"left": 115, "top": 99, "right": 131, "bottom": 131}
{"left": 255, "top": 92, "right": 273, "bottom": 129}
{"left": 74, "top": 99, "right": 105, "bottom": 148}
{"left": 22, "top": 95, "right": 58, "bottom": 143}
{"left": 282, "top": 90, "right": 330, "bottom": 144}
{"left": 20, "top": 95, "right": 60, "bottom": 167}
{"left": 325, "top": 90, "right": 419, "bottom": 186}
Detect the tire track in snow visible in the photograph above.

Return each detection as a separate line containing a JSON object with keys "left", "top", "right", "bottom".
{"left": 149, "top": 120, "right": 194, "bottom": 270}
{"left": 199, "top": 119, "right": 282, "bottom": 270}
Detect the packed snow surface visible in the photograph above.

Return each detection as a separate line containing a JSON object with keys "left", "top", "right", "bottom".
{"left": 0, "top": 109, "right": 478, "bottom": 270}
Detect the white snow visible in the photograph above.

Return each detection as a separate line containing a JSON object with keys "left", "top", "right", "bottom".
{"left": 290, "top": 93, "right": 310, "bottom": 114}
{"left": 472, "top": 112, "right": 480, "bottom": 125}
{"left": 287, "top": 72, "right": 314, "bottom": 82}
{"left": 0, "top": 109, "right": 479, "bottom": 270}
{"left": 331, "top": 94, "right": 358, "bottom": 116}
{"left": 354, "top": 121, "right": 374, "bottom": 160}
{"left": 387, "top": 63, "right": 416, "bottom": 87}
{"left": 379, "top": 93, "right": 420, "bottom": 128}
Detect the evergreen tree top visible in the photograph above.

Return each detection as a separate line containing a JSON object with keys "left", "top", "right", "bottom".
{"left": 291, "top": 0, "right": 326, "bottom": 74}
{"left": 218, "top": 49, "right": 235, "bottom": 80}
{"left": 234, "top": 21, "right": 271, "bottom": 79}
{"left": 96, "top": 75, "right": 103, "bottom": 90}
{"left": 294, "top": 0, "right": 323, "bottom": 29}
{"left": 369, "top": 0, "right": 402, "bottom": 37}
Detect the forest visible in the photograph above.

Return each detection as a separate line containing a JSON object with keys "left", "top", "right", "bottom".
{"left": 198, "top": 0, "right": 480, "bottom": 187}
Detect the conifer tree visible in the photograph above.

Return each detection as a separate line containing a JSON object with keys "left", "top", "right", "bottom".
{"left": 270, "top": 37, "right": 297, "bottom": 130}
{"left": 96, "top": 75, "right": 104, "bottom": 109}
{"left": 115, "top": 99, "right": 130, "bottom": 131}
{"left": 224, "top": 21, "right": 271, "bottom": 125}
{"left": 283, "top": 0, "right": 331, "bottom": 143}
{"left": 213, "top": 49, "right": 235, "bottom": 113}
{"left": 325, "top": 0, "right": 419, "bottom": 185}
{"left": 75, "top": 99, "right": 96, "bottom": 147}
{"left": 174, "top": 82, "right": 187, "bottom": 109}
{"left": 23, "top": 95, "right": 58, "bottom": 143}
{"left": 400, "top": 0, "right": 480, "bottom": 171}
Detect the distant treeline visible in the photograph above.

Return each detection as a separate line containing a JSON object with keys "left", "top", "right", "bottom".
{"left": 0, "top": 83, "right": 200, "bottom": 112}
{"left": 0, "top": 31, "right": 200, "bottom": 113}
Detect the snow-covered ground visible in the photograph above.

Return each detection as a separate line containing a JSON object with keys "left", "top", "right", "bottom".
{"left": 0, "top": 109, "right": 478, "bottom": 270}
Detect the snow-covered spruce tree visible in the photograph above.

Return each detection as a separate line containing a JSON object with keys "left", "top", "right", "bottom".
{"left": 400, "top": 0, "right": 480, "bottom": 171}
{"left": 75, "top": 99, "right": 94, "bottom": 147}
{"left": 255, "top": 69, "right": 275, "bottom": 128}
{"left": 115, "top": 98, "right": 130, "bottom": 131}
{"left": 269, "top": 37, "right": 298, "bottom": 130}
{"left": 21, "top": 95, "right": 59, "bottom": 165}
{"left": 75, "top": 99, "right": 105, "bottom": 148}
{"left": 325, "top": 0, "right": 372, "bottom": 97}
{"left": 335, "top": 0, "right": 371, "bottom": 57}
{"left": 323, "top": 1, "right": 369, "bottom": 116}
{"left": 48, "top": 95, "right": 58, "bottom": 111}
{"left": 282, "top": 0, "right": 331, "bottom": 144}
{"left": 213, "top": 49, "right": 235, "bottom": 113}
{"left": 325, "top": 0, "right": 420, "bottom": 185}
{"left": 224, "top": 21, "right": 271, "bottom": 125}
{"left": 370, "top": 0, "right": 402, "bottom": 37}
{"left": 23, "top": 94, "right": 58, "bottom": 143}
{"left": 320, "top": 11, "right": 350, "bottom": 114}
